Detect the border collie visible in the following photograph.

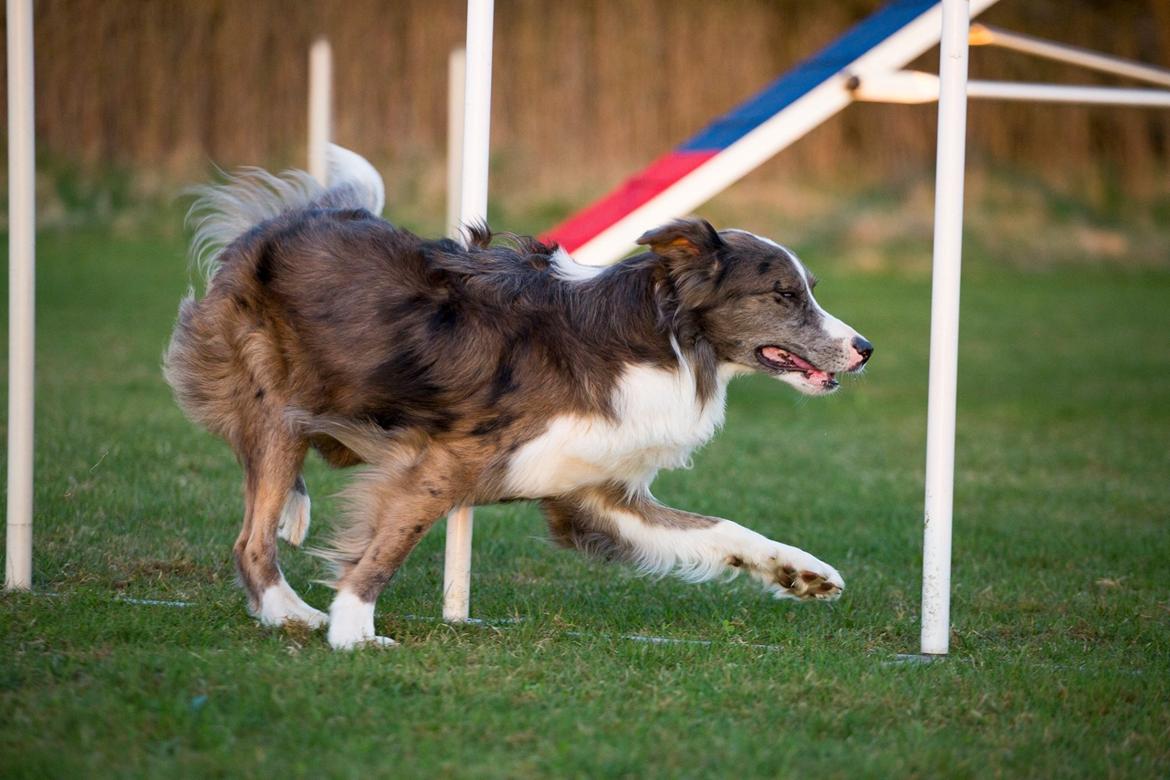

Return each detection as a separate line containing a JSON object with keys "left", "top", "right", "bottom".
{"left": 164, "top": 146, "right": 873, "bottom": 649}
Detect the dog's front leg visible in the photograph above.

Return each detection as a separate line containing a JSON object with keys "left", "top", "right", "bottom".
{"left": 542, "top": 485, "right": 843, "bottom": 601}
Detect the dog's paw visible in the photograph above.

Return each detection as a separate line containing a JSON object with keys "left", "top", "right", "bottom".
{"left": 278, "top": 489, "right": 311, "bottom": 546}
{"left": 326, "top": 590, "right": 398, "bottom": 650}
{"left": 769, "top": 564, "right": 844, "bottom": 601}
{"left": 331, "top": 635, "right": 399, "bottom": 651}
{"left": 258, "top": 581, "right": 329, "bottom": 628}
{"left": 754, "top": 545, "right": 844, "bottom": 602}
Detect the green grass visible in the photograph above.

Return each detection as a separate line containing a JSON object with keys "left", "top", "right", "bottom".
{"left": 2, "top": 222, "right": 1169, "bottom": 778}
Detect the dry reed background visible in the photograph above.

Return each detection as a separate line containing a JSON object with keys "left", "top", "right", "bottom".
{"left": 7, "top": 0, "right": 1170, "bottom": 211}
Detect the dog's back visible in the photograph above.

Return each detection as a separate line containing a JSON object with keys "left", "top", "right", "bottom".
{"left": 166, "top": 161, "right": 681, "bottom": 471}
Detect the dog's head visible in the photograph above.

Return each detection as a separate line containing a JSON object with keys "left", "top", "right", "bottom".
{"left": 637, "top": 218, "right": 872, "bottom": 396}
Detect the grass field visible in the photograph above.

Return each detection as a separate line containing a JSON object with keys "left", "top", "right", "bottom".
{"left": 2, "top": 219, "right": 1169, "bottom": 777}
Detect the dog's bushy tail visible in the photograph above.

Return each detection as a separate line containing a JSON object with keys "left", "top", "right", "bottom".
{"left": 186, "top": 144, "right": 386, "bottom": 283}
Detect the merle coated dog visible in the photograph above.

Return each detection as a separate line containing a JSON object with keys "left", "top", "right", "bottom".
{"left": 165, "top": 146, "right": 873, "bottom": 649}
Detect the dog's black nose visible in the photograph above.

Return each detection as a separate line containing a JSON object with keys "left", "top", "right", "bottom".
{"left": 851, "top": 336, "right": 874, "bottom": 364}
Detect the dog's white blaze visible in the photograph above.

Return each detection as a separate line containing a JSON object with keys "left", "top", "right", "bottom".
{"left": 788, "top": 251, "right": 860, "bottom": 348}
{"left": 258, "top": 579, "right": 327, "bottom": 627}
{"left": 549, "top": 245, "right": 607, "bottom": 282}
{"left": 505, "top": 364, "right": 738, "bottom": 497}
{"left": 726, "top": 229, "right": 860, "bottom": 347}
{"left": 818, "top": 308, "right": 858, "bottom": 342}
{"left": 743, "top": 232, "right": 860, "bottom": 361}
{"left": 327, "top": 590, "right": 396, "bottom": 650}
{"left": 724, "top": 228, "right": 785, "bottom": 252}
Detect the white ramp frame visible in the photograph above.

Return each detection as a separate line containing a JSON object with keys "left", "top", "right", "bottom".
{"left": 570, "top": 0, "right": 1001, "bottom": 267}
{"left": 970, "top": 23, "right": 1170, "bottom": 89}
{"left": 855, "top": 72, "right": 1170, "bottom": 107}
{"left": 966, "top": 82, "right": 1170, "bottom": 106}
{"left": 5, "top": 0, "right": 36, "bottom": 591}
{"left": 443, "top": 0, "right": 494, "bottom": 623}
{"left": 852, "top": 19, "right": 1170, "bottom": 109}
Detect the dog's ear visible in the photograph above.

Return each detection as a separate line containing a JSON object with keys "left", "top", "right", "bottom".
{"left": 635, "top": 218, "right": 724, "bottom": 265}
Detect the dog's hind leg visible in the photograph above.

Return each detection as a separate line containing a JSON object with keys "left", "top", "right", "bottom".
{"left": 237, "top": 438, "right": 328, "bottom": 628}
{"left": 541, "top": 484, "right": 844, "bottom": 601}
{"left": 324, "top": 449, "right": 459, "bottom": 650}
{"left": 277, "top": 474, "right": 311, "bottom": 546}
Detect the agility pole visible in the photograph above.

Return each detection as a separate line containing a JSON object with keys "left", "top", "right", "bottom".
{"left": 6, "top": 0, "right": 36, "bottom": 591}
{"left": 446, "top": 48, "right": 467, "bottom": 240}
{"left": 308, "top": 37, "right": 333, "bottom": 186}
{"left": 443, "top": 0, "right": 494, "bottom": 623}
{"left": 919, "top": 0, "right": 971, "bottom": 657}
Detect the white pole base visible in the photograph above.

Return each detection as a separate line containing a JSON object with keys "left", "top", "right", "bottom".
{"left": 442, "top": 507, "right": 474, "bottom": 622}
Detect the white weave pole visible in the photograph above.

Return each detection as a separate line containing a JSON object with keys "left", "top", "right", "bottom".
{"left": 443, "top": 0, "right": 493, "bottom": 622}
{"left": 5, "top": 0, "right": 36, "bottom": 591}
{"left": 308, "top": 36, "right": 332, "bottom": 185}
{"left": 445, "top": 48, "right": 467, "bottom": 240}
{"left": 920, "top": 0, "right": 971, "bottom": 656}
{"left": 442, "top": 45, "right": 470, "bottom": 621}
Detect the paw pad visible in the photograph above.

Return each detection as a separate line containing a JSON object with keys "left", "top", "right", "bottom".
{"left": 772, "top": 566, "right": 842, "bottom": 601}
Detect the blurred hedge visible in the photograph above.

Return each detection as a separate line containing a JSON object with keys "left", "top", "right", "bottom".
{"left": 8, "top": 0, "right": 1170, "bottom": 199}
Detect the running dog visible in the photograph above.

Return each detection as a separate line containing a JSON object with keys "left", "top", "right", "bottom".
{"left": 164, "top": 146, "right": 873, "bottom": 649}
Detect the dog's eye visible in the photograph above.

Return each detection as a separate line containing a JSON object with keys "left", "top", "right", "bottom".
{"left": 773, "top": 290, "right": 797, "bottom": 303}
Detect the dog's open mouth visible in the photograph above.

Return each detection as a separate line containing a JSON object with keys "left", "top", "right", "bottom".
{"left": 756, "top": 346, "right": 838, "bottom": 389}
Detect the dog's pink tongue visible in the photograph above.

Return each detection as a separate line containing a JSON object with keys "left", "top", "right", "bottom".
{"left": 763, "top": 347, "right": 816, "bottom": 372}
{"left": 761, "top": 346, "right": 787, "bottom": 364}
{"left": 790, "top": 354, "right": 816, "bottom": 372}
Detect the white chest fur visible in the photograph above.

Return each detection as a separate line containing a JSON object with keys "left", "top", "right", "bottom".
{"left": 504, "top": 363, "right": 740, "bottom": 498}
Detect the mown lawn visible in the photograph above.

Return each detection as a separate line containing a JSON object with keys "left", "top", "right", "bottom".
{"left": 1, "top": 222, "right": 1168, "bottom": 778}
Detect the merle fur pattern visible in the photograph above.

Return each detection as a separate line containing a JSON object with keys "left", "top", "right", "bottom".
{"left": 164, "top": 158, "right": 867, "bottom": 641}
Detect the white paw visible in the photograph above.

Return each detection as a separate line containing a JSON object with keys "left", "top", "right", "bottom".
{"left": 327, "top": 590, "right": 397, "bottom": 650}
{"left": 277, "top": 489, "right": 311, "bottom": 546}
{"left": 335, "top": 635, "right": 399, "bottom": 651}
{"left": 258, "top": 580, "right": 328, "bottom": 628}
{"left": 751, "top": 544, "right": 844, "bottom": 601}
